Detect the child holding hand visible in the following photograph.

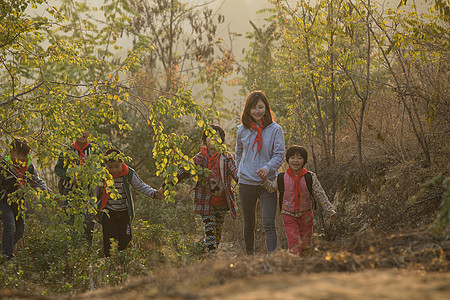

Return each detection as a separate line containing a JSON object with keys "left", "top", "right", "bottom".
{"left": 159, "top": 124, "right": 239, "bottom": 254}
{"left": 96, "top": 148, "right": 163, "bottom": 257}
{"left": 265, "top": 145, "right": 337, "bottom": 256}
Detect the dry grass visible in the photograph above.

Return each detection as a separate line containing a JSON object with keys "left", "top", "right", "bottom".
{"left": 53, "top": 226, "right": 448, "bottom": 300}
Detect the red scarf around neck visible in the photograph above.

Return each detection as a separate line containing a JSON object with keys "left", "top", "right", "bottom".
{"left": 201, "top": 146, "right": 220, "bottom": 180}
{"left": 100, "top": 163, "right": 129, "bottom": 211}
{"left": 14, "top": 160, "right": 28, "bottom": 190}
{"left": 286, "top": 167, "right": 308, "bottom": 210}
{"left": 249, "top": 119, "right": 263, "bottom": 158}
{"left": 73, "top": 140, "right": 89, "bottom": 165}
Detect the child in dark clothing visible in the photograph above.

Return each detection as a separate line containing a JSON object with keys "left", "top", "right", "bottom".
{"left": 159, "top": 125, "right": 239, "bottom": 254}
{"left": 96, "top": 148, "right": 163, "bottom": 257}
{"left": 54, "top": 130, "right": 94, "bottom": 195}
{"left": 0, "top": 138, "right": 49, "bottom": 260}
{"left": 54, "top": 130, "right": 96, "bottom": 243}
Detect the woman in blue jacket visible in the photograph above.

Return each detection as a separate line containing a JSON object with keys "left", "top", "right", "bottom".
{"left": 236, "top": 90, "right": 285, "bottom": 255}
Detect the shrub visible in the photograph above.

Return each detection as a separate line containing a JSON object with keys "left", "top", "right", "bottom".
{"left": 133, "top": 184, "right": 203, "bottom": 235}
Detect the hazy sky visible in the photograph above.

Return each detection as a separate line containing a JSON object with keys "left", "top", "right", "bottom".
{"left": 208, "top": 0, "right": 273, "bottom": 57}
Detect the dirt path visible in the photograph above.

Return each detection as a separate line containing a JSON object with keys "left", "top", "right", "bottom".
{"left": 73, "top": 269, "right": 450, "bottom": 300}
{"left": 2, "top": 229, "right": 447, "bottom": 300}
{"left": 199, "top": 270, "right": 450, "bottom": 300}
{"left": 73, "top": 229, "right": 449, "bottom": 300}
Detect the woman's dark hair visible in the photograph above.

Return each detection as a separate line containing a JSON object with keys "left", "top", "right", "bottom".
{"left": 240, "top": 90, "right": 275, "bottom": 129}
{"left": 202, "top": 124, "right": 225, "bottom": 145}
{"left": 286, "top": 145, "right": 308, "bottom": 165}
{"left": 11, "top": 138, "right": 31, "bottom": 155}
{"left": 105, "top": 148, "right": 122, "bottom": 162}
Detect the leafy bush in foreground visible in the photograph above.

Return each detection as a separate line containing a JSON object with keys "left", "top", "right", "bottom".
{"left": 0, "top": 217, "right": 205, "bottom": 295}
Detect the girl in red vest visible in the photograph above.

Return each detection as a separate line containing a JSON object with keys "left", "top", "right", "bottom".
{"left": 277, "top": 146, "right": 338, "bottom": 256}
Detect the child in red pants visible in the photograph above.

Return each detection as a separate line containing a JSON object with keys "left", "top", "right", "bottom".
{"left": 265, "top": 145, "right": 337, "bottom": 256}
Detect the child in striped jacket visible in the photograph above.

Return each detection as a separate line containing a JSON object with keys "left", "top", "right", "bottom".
{"left": 96, "top": 148, "right": 163, "bottom": 257}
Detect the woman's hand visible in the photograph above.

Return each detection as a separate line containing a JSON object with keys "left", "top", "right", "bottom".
{"left": 256, "top": 168, "right": 269, "bottom": 180}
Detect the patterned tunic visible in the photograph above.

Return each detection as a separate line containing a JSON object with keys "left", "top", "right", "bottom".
{"left": 175, "top": 150, "right": 239, "bottom": 219}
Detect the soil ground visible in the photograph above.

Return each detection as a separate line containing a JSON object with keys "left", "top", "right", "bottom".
{"left": 66, "top": 227, "right": 450, "bottom": 299}
{"left": 0, "top": 227, "right": 448, "bottom": 300}
{"left": 70, "top": 270, "right": 450, "bottom": 300}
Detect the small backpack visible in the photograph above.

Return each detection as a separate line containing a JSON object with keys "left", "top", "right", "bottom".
{"left": 277, "top": 171, "right": 316, "bottom": 211}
